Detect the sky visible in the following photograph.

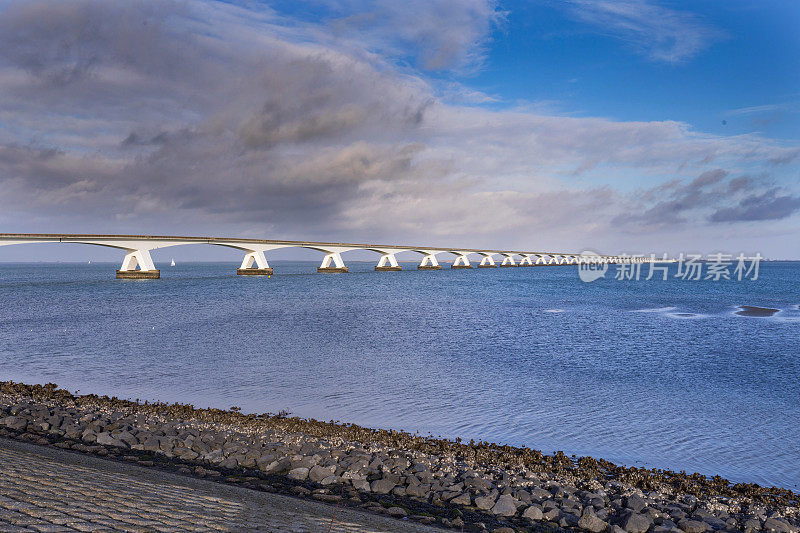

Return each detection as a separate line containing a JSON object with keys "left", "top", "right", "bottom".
{"left": 0, "top": 0, "right": 798, "bottom": 262}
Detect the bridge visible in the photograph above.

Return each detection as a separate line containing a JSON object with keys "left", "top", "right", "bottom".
{"left": 0, "top": 234, "right": 652, "bottom": 279}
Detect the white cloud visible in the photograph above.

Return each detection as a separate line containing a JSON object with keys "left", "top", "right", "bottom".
{"left": 564, "top": 0, "right": 725, "bottom": 63}
{"left": 328, "top": 0, "right": 506, "bottom": 72}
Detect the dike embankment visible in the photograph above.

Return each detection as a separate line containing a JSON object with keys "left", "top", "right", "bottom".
{"left": 1, "top": 382, "right": 797, "bottom": 533}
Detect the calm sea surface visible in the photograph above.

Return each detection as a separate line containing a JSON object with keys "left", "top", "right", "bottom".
{"left": 1, "top": 261, "right": 798, "bottom": 489}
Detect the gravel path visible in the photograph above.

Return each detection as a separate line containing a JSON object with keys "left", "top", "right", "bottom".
{"left": 0, "top": 437, "right": 439, "bottom": 532}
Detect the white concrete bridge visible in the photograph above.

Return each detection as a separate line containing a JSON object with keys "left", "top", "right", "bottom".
{"left": 0, "top": 234, "right": 653, "bottom": 279}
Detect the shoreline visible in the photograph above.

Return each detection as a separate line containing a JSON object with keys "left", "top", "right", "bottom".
{"left": 1, "top": 381, "right": 798, "bottom": 532}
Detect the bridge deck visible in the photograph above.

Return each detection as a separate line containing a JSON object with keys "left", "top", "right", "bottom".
{"left": 0, "top": 233, "right": 598, "bottom": 257}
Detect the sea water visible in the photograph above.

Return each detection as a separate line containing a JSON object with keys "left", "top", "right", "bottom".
{"left": 0, "top": 261, "right": 798, "bottom": 489}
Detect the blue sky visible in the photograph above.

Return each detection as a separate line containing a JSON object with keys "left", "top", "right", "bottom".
{"left": 263, "top": 0, "right": 799, "bottom": 139}
{"left": 470, "top": 1, "right": 799, "bottom": 139}
{"left": 0, "top": 0, "right": 798, "bottom": 261}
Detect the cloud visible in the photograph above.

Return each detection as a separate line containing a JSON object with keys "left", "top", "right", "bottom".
{"left": 710, "top": 189, "right": 800, "bottom": 222}
{"left": 726, "top": 104, "right": 786, "bottom": 117}
{"left": 0, "top": 0, "right": 797, "bottom": 253}
{"left": 563, "top": 0, "right": 725, "bottom": 63}
{"left": 328, "top": 0, "right": 505, "bottom": 72}
{"left": 724, "top": 103, "right": 799, "bottom": 130}
{"left": 618, "top": 170, "right": 800, "bottom": 230}
{"left": 631, "top": 169, "right": 729, "bottom": 224}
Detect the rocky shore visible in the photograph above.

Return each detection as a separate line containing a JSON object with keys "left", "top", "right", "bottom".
{"left": 1, "top": 382, "right": 797, "bottom": 533}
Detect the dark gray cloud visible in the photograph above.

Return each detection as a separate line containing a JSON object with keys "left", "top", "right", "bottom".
{"left": 618, "top": 169, "right": 800, "bottom": 230}
{"left": 635, "top": 169, "right": 728, "bottom": 223}
{"left": 710, "top": 189, "right": 800, "bottom": 222}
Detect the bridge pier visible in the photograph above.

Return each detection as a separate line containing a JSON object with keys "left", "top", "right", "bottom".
{"left": 237, "top": 250, "right": 273, "bottom": 276}
{"left": 518, "top": 254, "right": 533, "bottom": 267}
{"left": 318, "top": 252, "right": 348, "bottom": 273}
{"left": 116, "top": 270, "right": 160, "bottom": 279}
{"left": 451, "top": 254, "right": 472, "bottom": 269}
{"left": 116, "top": 249, "right": 160, "bottom": 279}
{"left": 417, "top": 254, "right": 441, "bottom": 270}
{"left": 477, "top": 254, "right": 496, "bottom": 268}
{"left": 499, "top": 254, "right": 517, "bottom": 267}
{"left": 375, "top": 253, "right": 401, "bottom": 271}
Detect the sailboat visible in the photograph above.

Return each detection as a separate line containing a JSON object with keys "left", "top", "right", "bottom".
{"left": 170, "top": 258, "right": 176, "bottom": 267}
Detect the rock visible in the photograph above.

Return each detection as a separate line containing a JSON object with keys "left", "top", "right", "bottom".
{"left": 142, "top": 437, "right": 161, "bottom": 453}
{"left": 441, "top": 490, "right": 461, "bottom": 501}
{"left": 319, "top": 475, "right": 340, "bottom": 486}
{"left": 491, "top": 494, "right": 519, "bottom": 517}
{"left": 308, "top": 464, "right": 335, "bottom": 483}
{"left": 95, "top": 432, "right": 125, "bottom": 448}
{"left": 560, "top": 512, "right": 580, "bottom": 528}
{"left": 578, "top": 507, "right": 606, "bottom": 533}
{"left": 542, "top": 507, "right": 560, "bottom": 521}
{"left": 259, "top": 458, "right": 291, "bottom": 474}
{"left": 237, "top": 455, "right": 256, "bottom": 468}
{"left": 287, "top": 467, "right": 309, "bottom": 481}
{"left": 116, "top": 430, "right": 137, "bottom": 446}
{"left": 178, "top": 449, "right": 199, "bottom": 461}
{"left": 370, "top": 478, "right": 396, "bottom": 494}
{"left": 626, "top": 494, "right": 647, "bottom": 513}
{"left": 669, "top": 508, "right": 688, "bottom": 521}
{"left": 743, "top": 518, "right": 761, "bottom": 531}
{"left": 387, "top": 507, "right": 407, "bottom": 518}
{"left": 219, "top": 457, "right": 238, "bottom": 469}
{"left": 450, "top": 492, "right": 471, "bottom": 506}
{"left": 677, "top": 519, "right": 708, "bottom": 533}
{"left": 81, "top": 429, "right": 97, "bottom": 443}
{"left": 693, "top": 510, "right": 725, "bottom": 529}
{"left": 2, "top": 416, "right": 27, "bottom": 430}
{"left": 622, "top": 512, "right": 653, "bottom": 533}
{"left": 292, "top": 455, "right": 320, "bottom": 470}
{"left": 493, "top": 528, "right": 515, "bottom": 533}
{"left": 589, "top": 497, "right": 606, "bottom": 509}
{"left": 351, "top": 478, "right": 370, "bottom": 492}
{"left": 764, "top": 517, "right": 797, "bottom": 533}
{"left": 531, "top": 487, "right": 553, "bottom": 501}
{"left": 692, "top": 510, "right": 714, "bottom": 521}
{"left": 475, "top": 494, "right": 497, "bottom": 511}
{"left": 405, "top": 483, "right": 428, "bottom": 498}
{"left": 523, "top": 505, "right": 543, "bottom": 521}
{"left": 703, "top": 517, "right": 726, "bottom": 530}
